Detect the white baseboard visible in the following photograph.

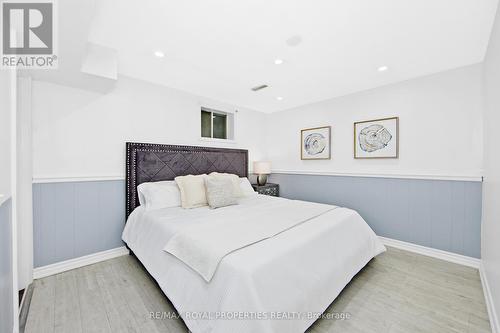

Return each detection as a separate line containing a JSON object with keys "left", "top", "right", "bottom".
{"left": 30, "top": 237, "right": 498, "bottom": 332}
{"left": 480, "top": 264, "right": 500, "bottom": 333}
{"left": 378, "top": 237, "right": 500, "bottom": 331}
{"left": 378, "top": 236, "right": 480, "bottom": 269}
{"left": 33, "top": 246, "right": 129, "bottom": 279}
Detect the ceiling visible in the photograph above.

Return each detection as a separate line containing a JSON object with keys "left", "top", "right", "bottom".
{"left": 87, "top": 0, "right": 499, "bottom": 113}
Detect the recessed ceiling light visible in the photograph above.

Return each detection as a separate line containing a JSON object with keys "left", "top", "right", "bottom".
{"left": 276, "top": 96, "right": 283, "bottom": 101}
{"left": 154, "top": 51, "right": 165, "bottom": 58}
{"left": 274, "top": 59, "right": 284, "bottom": 65}
{"left": 378, "top": 65, "right": 388, "bottom": 72}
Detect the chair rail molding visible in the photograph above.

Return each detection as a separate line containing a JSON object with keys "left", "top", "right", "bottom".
{"left": 272, "top": 169, "right": 483, "bottom": 182}
{"left": 33, "top": 175, "right": 125, "bottom": 183}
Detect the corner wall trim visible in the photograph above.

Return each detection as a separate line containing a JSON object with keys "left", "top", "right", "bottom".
{"left": 33, "top": 246, "right": 129, "bottom": 279}
{"left": 272, "top": 169, "right": 483, "bottom": 182}
{"left": 378, "top": 236, "right": 480, "bottom": 268}
{"left": 480, "top": 264, "right": 500, "bottom": 333}
{"left": 0, "top": 194, "right": 8, "bottom": 207}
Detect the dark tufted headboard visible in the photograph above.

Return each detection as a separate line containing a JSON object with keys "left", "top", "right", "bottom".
{"left": 126, "top": 142, "right": 248, "bottom": 218}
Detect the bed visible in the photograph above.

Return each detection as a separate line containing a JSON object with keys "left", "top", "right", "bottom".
{"left": 123, "top": 142, "right": 385, "bottom": 333}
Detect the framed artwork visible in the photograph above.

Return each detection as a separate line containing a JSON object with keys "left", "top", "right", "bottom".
{"left": 354, "top": 117, "right": 399, "bottom": 159}
{"left": 301, "top": 126, "right": 331, "bottom": 160}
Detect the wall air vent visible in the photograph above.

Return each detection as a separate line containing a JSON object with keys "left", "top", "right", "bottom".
{"left": 251, "top": 84, "right": 269, "bottom": 92}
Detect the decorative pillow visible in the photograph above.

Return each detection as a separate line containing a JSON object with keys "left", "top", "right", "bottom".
{"left": 209, "top": 172, "right": 243, "bottom": 197}
{"left": 137, "top": 180, "right": 181, "bottom": 210}
{"left": 175, "top": 174, "right": 208, "bottom": 209}
{"left": 205, "top": 177, "right": 238, "bottom": 209}
{"left": 240, "top": 177, "right": 257, "bottom": 196}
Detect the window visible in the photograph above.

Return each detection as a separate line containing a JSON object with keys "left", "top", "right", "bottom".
{"left": 201, "top": 108, "right": 234, "bottom": 140}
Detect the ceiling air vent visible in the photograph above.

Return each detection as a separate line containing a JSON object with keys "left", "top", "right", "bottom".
{"left": 251, "top": 84, "right": 268, "bottom": 92}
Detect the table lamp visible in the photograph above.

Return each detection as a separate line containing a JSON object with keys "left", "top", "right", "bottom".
{"left": 253, "top": 161, "right": 271, "bottom": 186}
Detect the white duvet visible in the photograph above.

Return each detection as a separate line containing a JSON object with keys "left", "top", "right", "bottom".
{"left": 122, "top": 195, "right": 385, "bottom": 333}
{"left": 164, "top": 197, "right": 337, "bottom": 281}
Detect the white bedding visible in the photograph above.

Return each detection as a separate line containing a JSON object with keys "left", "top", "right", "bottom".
{"left": 164, "top": 197, "right": 337, "bottom": 281}
{"left": 122, "top": 195, "right": 385, "bottom": 333}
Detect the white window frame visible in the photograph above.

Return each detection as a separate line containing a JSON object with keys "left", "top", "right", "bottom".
{"left": 200, "top": 107, "right": 236, "bottom": 143}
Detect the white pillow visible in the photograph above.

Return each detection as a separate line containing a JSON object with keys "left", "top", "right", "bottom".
{"left": 240, "top": 177, "right": 257, "bottom": 197}
{"left": 137, "top": 181, "right": 181, "bottom": 210}
{"left": 175, "top": 174, "right": 208, "bottom": 209}
{"left": 205, "top": 177, "right": 238, "bottom": 209}
{"left": 208, "top": 172, "right": 243, "bottom": 197}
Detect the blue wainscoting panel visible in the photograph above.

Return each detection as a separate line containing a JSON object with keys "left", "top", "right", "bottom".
{"left": 33, "top": 180, "right": 125, "bottom": 268}
{"left": 0, "top": 198, "right": 13, "bottom": 333}
{"left": 269, "top": 174, "right": 482, "bottom": 258}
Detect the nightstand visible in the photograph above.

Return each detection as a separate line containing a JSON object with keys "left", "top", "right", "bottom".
{"left": 252, "top": 183, "right": 279, "bottom": 197}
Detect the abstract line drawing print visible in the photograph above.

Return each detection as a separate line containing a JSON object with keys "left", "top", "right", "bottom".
{"left": 304, "top": 133, "right": 326, "bottom": 155}
{"left": 358, "top": 124, "right": 392, "bottom": 152}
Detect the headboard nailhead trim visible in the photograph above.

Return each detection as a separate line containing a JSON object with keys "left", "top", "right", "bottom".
{"left": 125, "top": 142, "right": 248, "bottom": 219}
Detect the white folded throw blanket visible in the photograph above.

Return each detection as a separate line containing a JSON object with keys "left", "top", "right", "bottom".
{"left": 163, "top": 197, "right": 337, "bottom": 281}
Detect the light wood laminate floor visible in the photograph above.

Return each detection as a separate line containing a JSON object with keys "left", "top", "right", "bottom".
{"left": 25, "top": 247, "right": 491, "bottom": 333}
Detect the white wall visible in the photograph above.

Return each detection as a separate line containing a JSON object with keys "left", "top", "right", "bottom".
{"left": 0, "top": 68, "right": 19, "bottom": 333}
{"left": 0, "top": 70, "right": 12, "bottom": 200}
{"left": 265, "top": 65, "right": 484, "bottom": 179}
{"left": 32, "top": 76, "right": 267, "bottom": 179}
{"left": 17, "top": 77, "right": 33, "bottom": 291}
{"left": 482, "top": 4, "right": 500, "bottom": 331}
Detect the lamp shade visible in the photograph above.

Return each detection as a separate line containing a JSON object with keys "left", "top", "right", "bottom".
{"left": 253, "top": 161, "right": 271, "bottom": 174}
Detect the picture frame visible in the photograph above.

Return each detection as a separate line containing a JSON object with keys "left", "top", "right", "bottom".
{"left": 301, "top": 126, "right": 331, "bottom": 160}
{"left": 354, "top": 117, "right": 399, "bottom": 159}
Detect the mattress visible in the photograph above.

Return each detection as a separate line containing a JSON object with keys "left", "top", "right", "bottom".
{"left": 122, "top": 194, "right": 385, "bottom": 333}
